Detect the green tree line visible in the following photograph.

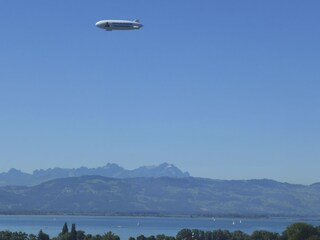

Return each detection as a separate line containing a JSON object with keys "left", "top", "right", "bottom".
{"left": 1, "top": 222, "right": 320, "bottom": 240}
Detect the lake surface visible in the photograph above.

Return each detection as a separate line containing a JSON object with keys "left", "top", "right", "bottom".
{"left": 1, "top": 215, "right": 320, "bottom": 239}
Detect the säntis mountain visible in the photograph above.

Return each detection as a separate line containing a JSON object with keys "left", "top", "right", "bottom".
{"left": 0, "top": 163, "right": 190, "bottom": 186}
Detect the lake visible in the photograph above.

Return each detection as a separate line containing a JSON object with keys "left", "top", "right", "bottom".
{"left": 1, "top": 215, "right": 320, "bottom": 239}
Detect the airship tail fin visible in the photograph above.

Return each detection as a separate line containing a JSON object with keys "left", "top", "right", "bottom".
{"left": 134, "top": 19, "right": 140, "bottom": 23}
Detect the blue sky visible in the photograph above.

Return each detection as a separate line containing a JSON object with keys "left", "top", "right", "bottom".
{"left": 0, "top": 1, "right": 319, "bottom": 184}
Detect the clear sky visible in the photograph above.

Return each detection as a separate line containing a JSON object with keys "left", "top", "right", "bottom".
{"left": 0, "top": 1, "right": 319, "bottom": 184}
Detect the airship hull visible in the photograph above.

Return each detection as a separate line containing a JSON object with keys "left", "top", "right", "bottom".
{"left": 96, "top": 20, "right": 143, "bottom": 31}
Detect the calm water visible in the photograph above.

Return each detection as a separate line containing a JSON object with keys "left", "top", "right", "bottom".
{"left": 1, "top": 215, "right": 320, "bottom": 239}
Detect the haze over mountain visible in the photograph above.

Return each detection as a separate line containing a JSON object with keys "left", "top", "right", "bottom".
{"left": 1, "top": 176, "right": 320, "bottom": 217}
{"left": 0, "top": 163, "right": 190, "bottom": 186}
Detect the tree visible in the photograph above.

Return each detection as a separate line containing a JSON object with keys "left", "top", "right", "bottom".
{"left": 77, "top": 230, "right": 86, "bottom": 240}
{"left": 230, "top": 230, "right": 249, "bottom": 240}
{"left": 164, "top": 237, "right": 176, "bottom": 240}
{"left": 62, "top": 223, "right": 69, "bottom": 235}
{"left": 192, "top": 229, "right": 205, "bottom": 240}
{"left": 83, "top": 233, "right": 93, "bottom": 240}
{"left": 212, "top": 230, "right": 231, "bottom": 240}
{"left": 0, "top": 230, "right": 12, "bottom": 240}
{"left": 91, "top": 234, "right": 103, "bottom": 240}
{"left": 156, "top": 234, "right": 166, "bottom": 240}
{"left": 102, "top": 231, "right": 120, "bottom": 240}
{"left": 251, "top": 230, "right": 279, "bottom": 240}
{"left": 176, "top": 229, "right": 193, "bottom": 240}
{"left": 147, "top": 236, "right": 156, "bottom": 240}
{"left": 315, "top": 226, "right": 320, "bottom": 238}
{"left": 305, "top": 236, "right": 320, "bottom": 240}
{"left": 12, "top": 231, "right": 29, "bottom": 240}
{"left": 204, "top": 231, "right": 212, "bottom": 240}
{"left": 71, "top": 224, "right": 77, "bottom": 240}
{"left": 155, "top": 234, "right": 175, "bottom": 240}
{"left": 137, "top": 235, "right": 147, "bottom": 240}
{"left": 29, "top": 234, "right": 38, "bottom": 240}
{"left": 283, "top": 223, "right": 317, "bottom": 240}
{"left": 38, "top": 230, "right": 50, "bottom": 240}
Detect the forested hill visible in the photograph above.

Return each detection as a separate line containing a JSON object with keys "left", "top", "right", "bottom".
{"left": 0, "top": 176, "right": 320, "bottom": 216}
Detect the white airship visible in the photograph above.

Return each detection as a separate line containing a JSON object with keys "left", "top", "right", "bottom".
{"left": 95, "top": 19, "right": 143, "bottom": 31}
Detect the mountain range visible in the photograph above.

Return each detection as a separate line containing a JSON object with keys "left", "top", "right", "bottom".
{"left": 1, "top": 163, "right": 320, "bottom": 217}
{"left": 0, "top": 176, "right": 320, "bottom": 216}
{"left": 0, "top": 163, "right": 190, "bottom": 186}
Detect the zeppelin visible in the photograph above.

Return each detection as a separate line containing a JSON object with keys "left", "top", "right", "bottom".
{"left": 96, "top": 19, "right": 143, "bottom": 31}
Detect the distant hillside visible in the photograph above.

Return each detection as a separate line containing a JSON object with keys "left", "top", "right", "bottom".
{"left": 0, "top": 176, "right": 319, "bottom": 217}
{"left": 0, "top": 163, "right": 190, "bottom": 186}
